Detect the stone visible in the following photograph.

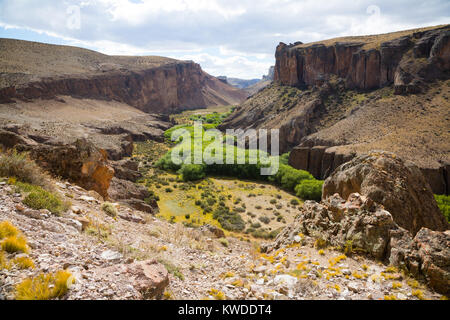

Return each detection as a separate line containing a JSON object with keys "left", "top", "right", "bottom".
{"left": 200, "top": 224, "right": 226, "bottom": 239}
{"left": 413, "top": 228, "right": 450, "bottom": 294}
{"left": 75, "top": 217, "right": 90, "bottom": 231}
{"left": 66, "top": 219, "right": 83, "bottom": 233}
{"left": 323, "top": 151, "right": 449, "bottom": 235}
{"left": 122, "top": 260, "right": 169, "bottom": 299}
{"left": 100, "top": 250, "right": 123, "bottom": 262}
{"left": 71, "top": 206, "right": 83, "bottom": 215}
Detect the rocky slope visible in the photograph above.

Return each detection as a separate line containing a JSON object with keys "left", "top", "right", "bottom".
{"left": 220, "top": 25, "right": 450, "bottom": 194}
{"left": 266, "top": 151, "right": 449, "bottom": 294}
{"left": 0, "top": 174, "right": 446, "bottom": 300}
{"left": 0, "top": 39, "right": 246, "bottom": 113}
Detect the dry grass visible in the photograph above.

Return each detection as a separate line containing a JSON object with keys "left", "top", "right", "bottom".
{"left": 0, "top": 150, "right": 53, "bottom": 191}
{"left": 0, "top": 221, "right": 19, "bottom": 239}
{"left": 1, "top": 235, "right": 29, "bottom": 254}
{"left": 0, "top": 38, "right": 176, "bottom": 88}
{"left": 15, "top": 270, "right": 74, "bottom": 300}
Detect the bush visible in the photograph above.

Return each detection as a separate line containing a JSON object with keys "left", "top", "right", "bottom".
{"left": 12, "top": 256, "right": 35, "bottom": 269}
{"left": 0, "top": 221, "right": 19, "bottom": 239}
{"left": 179, "top": 164, "right": 206, "bottom": 182}
{"left": 435, "top": 195, "right": 450, "bottom": 223}
{"left": 101, "top": 202, "right": 118, "bottom": 218}
{"left": 0, "top": 150, "right": 53, "bottom": 190}
{"left": 15, "top": 270, "right": 74, "bottom": 300}
{"left": 295, "top": 179, "right": 324, "bottom": 201}
{"left": 258, "top": 216, "right": 271, "bottom": 224}
{"left": 290, "top": 199, "right": 300, "bottom": 206}
{"left": 269, "top": 165, "right": 313, "bottom": 192}
{"left": 1, "top": 236, "right": 29, "bottom": 254}
{"left": 213, "top": 206, "right": 245, "bottom": 232}
{"left": 14, "top": 182, "right": 69, "bottom": 215}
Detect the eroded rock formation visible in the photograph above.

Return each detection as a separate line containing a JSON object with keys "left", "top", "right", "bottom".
{"left": 274, "top": 26, "right": 450, "bottom": 92}
{"left": 266, "top": 151, "right": 449, "bottom": 294}
{"left": 0, "top": 39, "right": 246, "bottom": 113}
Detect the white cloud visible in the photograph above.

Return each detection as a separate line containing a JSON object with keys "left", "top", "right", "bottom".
{"left": 0, "top": 0, "right": 449, "bottom": 78}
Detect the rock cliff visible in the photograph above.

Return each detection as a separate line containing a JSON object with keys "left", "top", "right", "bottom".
{"left": 274, "top": 25, "right": 450, "bottom": 92}
{"left": 0, "top": 39, "right": 246, "bottom": 113}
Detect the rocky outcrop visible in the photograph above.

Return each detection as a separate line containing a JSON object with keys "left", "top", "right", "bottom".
{"left": 274, "top": 26, "right": 450, "bottom": 92}
{"left": 93, "top": 260, "right": 169, "bottom": 299}
{"left": 289, "top": 146, "right": 355, "bottom": 180}
{"left": 269, "top": 193, "right": 396, "bottom": 260}
{"left": 267, "top": 151, "right": 449, "bottom": 293}
{"left": 322, "top": 151, "right": 448, "bottom": 234}
{"left": 24, "top": 139, "right": 114, "bottom": 199}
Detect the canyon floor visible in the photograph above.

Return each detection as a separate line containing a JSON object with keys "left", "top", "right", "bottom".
{"left": 0, "top": 106, "right": 446, "bottom": 301}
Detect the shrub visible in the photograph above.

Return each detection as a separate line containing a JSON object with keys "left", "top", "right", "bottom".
{"left": 269, "top": 165, "right": 313, "bottom": 192}
{"left": 219, "top": 238, "right": 229, "bottom": 247}
{"left": 435, "top": 195, "right": 450, "bottom": 222}
{"left": 0, "top": 150, "right": 53, "bottom": 190}
{"left": 15, "top": 270, "right": 74, "bottom": 300}
{"left": 22, "top": 187, "right": 69, "bottom": 215}
{"left": 0, "top": 221, "right": 19, "bottom": 239}
{"left": 1, "top": 236, "right": 29, "bottom": 254}
{"left": 295, "top": 179, "right": 324, "bottom": 201}
{"left": 179, "top": 164, "right": 206, "bottom": 182}
{"left": 101, "top": 202, "right": 118, "bottom": 218}
{"left": 290, "top": 199, "right": 300, "bottom": 206}
{"left": 12, "top": 256, "right": 35, "bottom": 269}
{"left": 0, "top": 251, "right": 11, "bottom": 270}
{"left": 258, "top": 216, "right": 271, "bottom": 224}
{"left": 213, "top": 206, "right": 245, "bottom": 232}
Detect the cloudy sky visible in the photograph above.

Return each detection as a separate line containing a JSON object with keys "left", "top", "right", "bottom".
{"left": 0, "top": 0, "right": 449, "bottom": 79}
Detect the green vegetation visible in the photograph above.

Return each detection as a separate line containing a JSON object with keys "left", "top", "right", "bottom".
{"left": 435, "top": 195, "right": 450, "bottom": 222}
{"left": 0, "top": 150, "right": 53, "bottom": 190}
{"left": 157, "top": 122, "right": 323, "bottom": 201}
{"left": 213, "top": 206, "right": 245, "bottom": 232}
{"left": 295, "top": 180, "right": 324, "bottom": 202}
{"left": 101, "top": 202, "right": 118, "bottom": 218}
{"left": 14, "top": 182, "right": 70, "bottom": 215}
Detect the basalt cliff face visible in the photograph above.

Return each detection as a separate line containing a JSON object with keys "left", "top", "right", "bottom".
{"left": 0, "top": 39, "right": 246, "bottom": 113}
{"left": 221, "top": 25, "right": 450, "bottom": 194}
{"left": 274, "top": 25, "right": 450, "bottom": 93}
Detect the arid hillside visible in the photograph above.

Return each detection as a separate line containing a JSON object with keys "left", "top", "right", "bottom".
{"left": 0, "top": 39, "right": 246, "bottom": 113}
{"left": 220, "top": 25, "right": 450, "bottom": 194}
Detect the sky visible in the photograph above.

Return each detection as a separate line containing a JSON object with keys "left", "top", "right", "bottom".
{"left": 0, "top": 0, "right": 449, "bottom": 79}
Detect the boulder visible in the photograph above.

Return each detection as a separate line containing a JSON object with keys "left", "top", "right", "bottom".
{"left": 266, "top": 193, "right": 396, "bottom": 260}
{"left": 108, "top": 178, "right": 150, "bottom": 201}
{"left": 28, "top": 139, "right": 114, "bottom": 199}
{"left": 323, "top": 151, "right": 449, "bottom": 235}
{"left": 413, "top": 228, "right": 450, "bottom": 294}
{"left": 122, "top": 260, "right": 169, "bottom": 299}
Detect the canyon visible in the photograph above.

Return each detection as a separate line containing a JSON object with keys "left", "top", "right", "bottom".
{"left": 0, "top": 26, "right": 449, "bottom": 301}
{"left": 0, "top": 39, "right": 246, "bottom": 113}
{"left": 221, "top": 25, "right": 450, "bottom": 195}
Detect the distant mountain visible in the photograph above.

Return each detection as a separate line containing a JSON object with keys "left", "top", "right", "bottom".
{"left": 217, "top": 77, "right": 260, "bottom": 89}
{"left": 220, "top": 66, "right": 275, "bottom": 96}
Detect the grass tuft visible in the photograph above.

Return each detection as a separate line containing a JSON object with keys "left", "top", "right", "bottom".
{"left": 1, "top": 235, "right": 29, "bottom": 254}
{"left": 15, "top": 270, "right": 74, "bottom": 300}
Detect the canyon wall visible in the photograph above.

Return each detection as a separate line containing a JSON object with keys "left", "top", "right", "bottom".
{"left": 274, "top": 26, "right": 450, "bottom": 93}
{"left": 0, "top": 61, "right": 246, "bottom": 113}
